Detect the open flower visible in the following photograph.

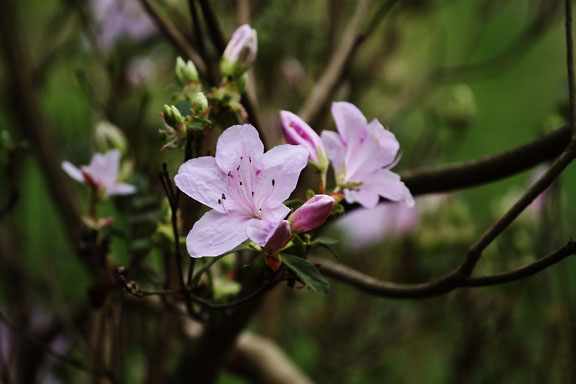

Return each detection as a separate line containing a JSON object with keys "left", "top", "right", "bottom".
{"left": 175, "top": 124, "right": 309, "bottom": 258}
{"left": 321, "top": 102, "right": 413, "bottom": 209}
{"left": 280, "top": 111, "right": 328, "bottom": 171}
{"left": 62, "top": 149, "right": 136, "bottom": 197}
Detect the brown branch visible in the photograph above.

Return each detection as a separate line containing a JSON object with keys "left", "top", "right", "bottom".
{"left": 138, "top": 0, "right": 207, "bottom": 76}
{"left": 399, "top": 125, "right": 571, "bottom": 196}
{"left": 0, "top": 0, "right": 83, "bottom": 244}
{"left": 298, "top": 0, "right": 398, "bottom": 126}
{"left": 312, "top": 239, "right": 576, "bottom": 299}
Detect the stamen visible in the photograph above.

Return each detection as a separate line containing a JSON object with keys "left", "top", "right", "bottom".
{"left": 272, "top": 179, "right": 275, "bottom": 186}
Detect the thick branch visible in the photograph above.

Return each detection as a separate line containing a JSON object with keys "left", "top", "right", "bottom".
{"left": 399, "top": 125, "right": 571, "bottom": 196}
{"left": 311, "top": 239, "right": 576, "bottom": 299}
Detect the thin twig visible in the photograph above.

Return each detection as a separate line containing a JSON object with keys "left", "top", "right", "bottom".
{"left": 121, "top": 279, "right": 271, "bottom": 309}
{"left": 311, "top": 239, "right": 576, "bottom": 299}
{"left": 197, "top": 0, "right": 226, "bottom": 53}
{"left": 298, "top": 0, "right": 399, "bottom": 126}
{"left": 138, "top": 0, "right": 207, "bottom": 76}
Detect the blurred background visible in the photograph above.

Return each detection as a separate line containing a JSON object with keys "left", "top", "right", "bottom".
{"left": 1, "top": 0, "right": 576, "bottom": 383}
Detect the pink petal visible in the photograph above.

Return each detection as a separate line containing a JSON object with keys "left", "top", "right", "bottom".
{"left": 246, "top": 218, "right": 279, "bottom": 246}
{"left": 367, "top": 119, "right": 399, "bottom": 166}
{"left": 215, "top": 125, "right": 264, "bottom": 174}
{"left": 186, "top": 210, "right": 249, "bottom": 257}
{"left": 62, "top": 161, "right": 84, "bottom": 183}
{"left": 86, "top": 149, "right": 121, "bottom": 189}
{"left": 258, "top": 144, "right": 309, "bottom": 206}
{"left": 321, "top": 130, "right": 346, "bottom": 174}
{"left": 331, "top": 102, "right": 367, "bottom": 143}
{"left": 345, "top": 169, "right": 413, "bottom": 209}
{"left": 108, "top": 182, "right": 136, "bottom": 196}
{"left": 175, "top": 157, "right": 228, "bottom": 213}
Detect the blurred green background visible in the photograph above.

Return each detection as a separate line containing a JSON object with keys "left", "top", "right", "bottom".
{"left": 1, "top": 0, "right": 576, "bottom": 383}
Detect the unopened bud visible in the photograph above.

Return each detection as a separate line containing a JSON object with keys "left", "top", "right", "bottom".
{"left": 94, "top": 121, "right": 128, "bottom": 154}
{"left": 192, "top": 92, "right": 209, "bottom": 113}
{"left": 280, "top": 110, "right": 328, "bottom": 171}
{"left": 289, "top": 195, "right": 335, "bottom": 233}
{"left": 263, "top": 220, "right": 292, "bottom": 253}
{"left": 163, "top": 104, "right": 184, "bottom": 127}
{"left": 175, "top": 56, "right": 199, "bottom": 87}
{"left": 220, "top": 25, "right": 257, "bottom": 77}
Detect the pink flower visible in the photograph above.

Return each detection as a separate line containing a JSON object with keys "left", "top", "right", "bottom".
{"left": 175, "top": 124, "right": 309, "bottom": 258}
{"left": 336, "top": 202, "right": 419, "bottom": 249}
{"left": 62, "top": 149, "right": 136, "bottom": 197}
{"left": 289, "top": 194, "right": 334, "bottom": 233}
{"left": 321, "top": 102, "right": 413, "bottom": 209}
{"left": 89, "top": 0, "right": 156, "bottom": 50}
{"left": 221, "top": 25, "right": 258, "bottom": 77}
{"left": 280, "top": 111, "right": 328, "bottom": 171}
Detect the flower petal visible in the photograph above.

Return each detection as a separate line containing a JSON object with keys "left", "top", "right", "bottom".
{"left": 215, "top": 124, "right": 264, "bottom": 173}
{"left": 108, "top": 182, "right": 136, "bottom": 196}
{"left": 367, "top": 119, "right": 399, "bottom": 167}
{"left": 258, "top": 144, "right": 309, "bottom": 206}
{"left": 86, "top": 149, "right": 121, "bottom": 189}
{"left": 246, "top": 219, "right": 277, "bottom": 246}
{"left": 62, "top": 161, "right": 84, "bottom": 183}
{"left": 175, "top": 157, "right": 228, "bottom": 213}
{"left": 321, "top": 130, "right": 346, "bottom": 174}
{"left": 186, "top": 210, "right": 249, "bottom": 257}
{"left": 331, "top": 102, "right": 367, "bottom": 143}
{"left": 344, "top": 169, "right": 413, "bottom": 209}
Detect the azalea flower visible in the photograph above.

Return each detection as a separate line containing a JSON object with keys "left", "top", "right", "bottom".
{"left": 288, "top": 194, "right": 334, "bottom": 233}
{"left": 89, "top": 0, "right": 156, "bottom": 50}
{"left": 62, "top": 149, "right": 136, "bottom": 197}
{"left": 175, "top": 124, "right": 309, "bottom": 258}
{"left": 321, "top": 102, "right": 414, "bottom": 209}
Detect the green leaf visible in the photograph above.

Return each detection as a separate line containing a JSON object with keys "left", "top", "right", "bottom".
{"left": 191, "top": 244, "right": 251, "bottom": 285}
{"left": 282, "top": 254, "right": 329, "bottom": 294}
{"left": 313, "top": 236, "right": 339, "bottom": 246}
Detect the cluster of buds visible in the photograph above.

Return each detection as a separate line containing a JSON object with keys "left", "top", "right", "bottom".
{"left": 159, "top": 57, "right": 211, "bottom": 150}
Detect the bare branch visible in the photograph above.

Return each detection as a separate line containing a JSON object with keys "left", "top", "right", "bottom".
{"left": 311, "top": 239, "right": 576, "bottom": 299}
{"left": 138, "top": 0, "right": 207, "bottom": 76}
{"left": 298, "top": 0, "right": 398, "bottom": 126}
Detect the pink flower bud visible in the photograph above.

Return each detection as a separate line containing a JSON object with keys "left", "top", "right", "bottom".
{"left": 289, "top": 195, "right": 335, "bottom": 233}
{"left": 280, "top": 111, "right": 328, "bottom": 170}
{"left": 221, "top": 25, "right": 257, "bottom": 77}
{"left": 264, "top": 220, "right": 292, "bottom": 253}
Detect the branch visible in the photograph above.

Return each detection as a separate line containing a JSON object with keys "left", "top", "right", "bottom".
{"left": 311, "top": 239, "right": 576, "bottom": 299}
{"left": 0, "top": 0, "right": 83, "bottom": 243}
{"left": 228, "top": 332, "right": 315, "bottom": 384}
{"left": 399, "top": 125, "right": 571, "bottom": 196}
{"left": 298, "top": 0, "right": 398, "bottom": 126}
{"left": 138, "top": 0, "right": 207, "bottom": 76}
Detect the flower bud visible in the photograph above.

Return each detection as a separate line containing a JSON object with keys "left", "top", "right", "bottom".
{"left": 192, "top": 91, "right": 209, "bottom": 113}
{"left": 175, "top": 56, "right": 198, "bottom": 87}
{"left": 263, "top": 220, "right": 292, "bottom": 253}
{"left": 289, "top": 195, "right": 335, "bottom": 233}
{"left": 280, "top": 111, "right": 328, "bottom": 171}
{"left": 94, "top": 121, "right": 128, "bottom": 154}
{"left": 163, "top": 104, "right": 184, "bottom": 127}
{"left": 220, "top": 25, "right": 257, "bottom": 77}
